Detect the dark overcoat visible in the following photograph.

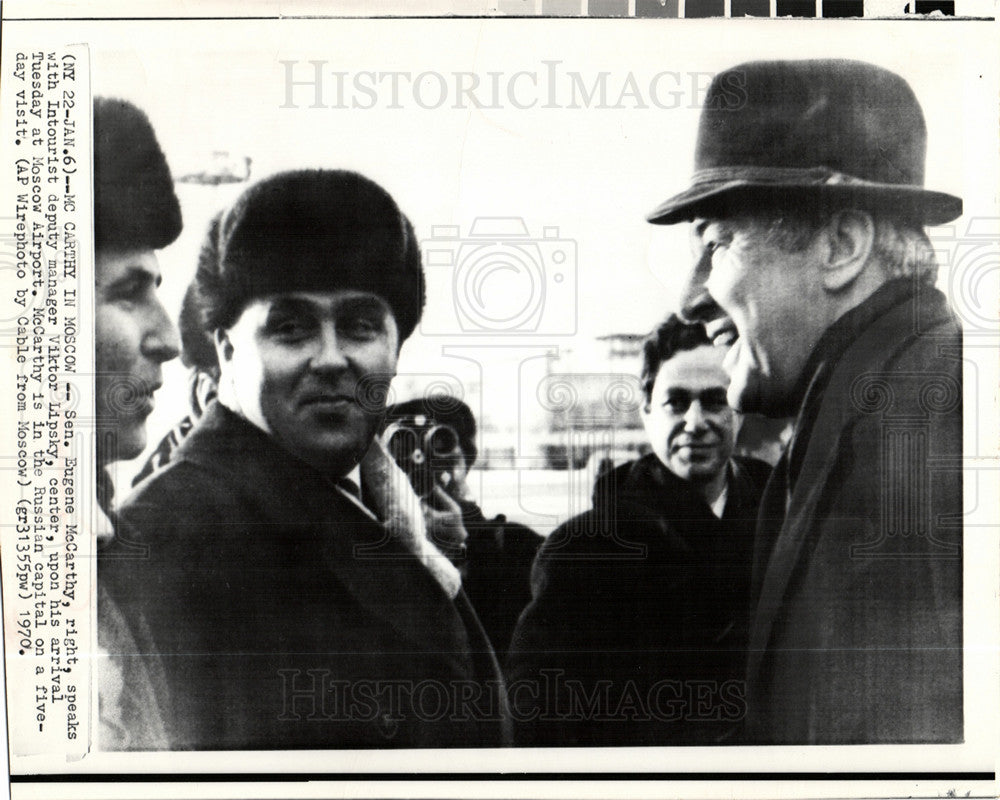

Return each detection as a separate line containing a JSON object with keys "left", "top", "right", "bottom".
{"left": 459, "top": 504, "right": 543, "bottom": 662}
{"left": 745, "top": 282, "right": 963, "bottom": 744}
{"left": 101, "top": 402, "right": 510, "bottom": 750}
{"left": 505, "top": 454, "right": 771, "bottom": 746}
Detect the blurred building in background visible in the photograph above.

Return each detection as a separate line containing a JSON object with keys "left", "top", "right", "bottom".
{"left": 175, "top": 150, "right": 252, "bottom": 186}
{"left": 535, "top": 332, "right": 648, "bottom": 471}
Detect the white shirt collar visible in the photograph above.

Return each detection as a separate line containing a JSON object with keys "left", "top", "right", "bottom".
{"left": 335, "top": 465, "right": 378, "bottom": 521}
{"left": 709, "top": 483, "right": 729, "bottom": 519}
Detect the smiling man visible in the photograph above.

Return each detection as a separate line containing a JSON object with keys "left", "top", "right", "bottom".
{"left": 217, "top": 288, "right": 396, "bottom": 477}
{"left": 102, "top": 170, "right": 510, "bottom": 750}
{"left": 506, "top": 315, "right": 771, "bottom": 746}
{"left": 646, "top": 60, "right": 964, "bottom": 743}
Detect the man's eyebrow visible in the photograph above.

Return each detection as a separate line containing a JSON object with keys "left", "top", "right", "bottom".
{"left": 106, "top": 264, "right": 160, "bottom": 289}
{"left": 266, "top": 297, "right": 318, "bottom": 315}
{"left": 335, "top": 296, "right": 390, "bottom": 315}
{"left": 663, "top": 386, "right": 728, "bottom": 397}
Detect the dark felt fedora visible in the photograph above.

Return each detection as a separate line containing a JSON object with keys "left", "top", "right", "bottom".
{"left": 647, "top": 59, "right": 962, "bottom": 226}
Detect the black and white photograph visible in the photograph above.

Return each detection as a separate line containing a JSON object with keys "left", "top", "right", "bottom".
{"left": 0, "top": 3, "right": 997, "bottom": 799}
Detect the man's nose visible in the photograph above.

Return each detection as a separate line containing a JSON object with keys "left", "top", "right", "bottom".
{"left": 678, "top": 248, "right": 724, "bottom": 325}
{"left": 141, "top": 299, "right": 180, "bottom": 364}
{"left": 310, "top": 322, "right": 350, "bottom": 371}
{"left": 682, "top": 400, "right": 709, "bottom": 431}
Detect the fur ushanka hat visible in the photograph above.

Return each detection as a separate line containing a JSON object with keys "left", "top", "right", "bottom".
{"left": 93, "top": 97, "right": 182, "bottom": 252}
{"left": 193, "top": 169, "right": 426, "bottom": 343}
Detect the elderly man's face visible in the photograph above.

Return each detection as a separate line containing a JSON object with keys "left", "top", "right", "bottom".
{"left": 219, "top": 290, "right": 399, "bottom": 477}
{"left": 684, "top": 216, "right": 824, "bottom": 416}
{"left": 642, "top": 344, "right": 736, "bottom": 484}
{"left": 95, "top": 248, "right": 179, "bottom": 466}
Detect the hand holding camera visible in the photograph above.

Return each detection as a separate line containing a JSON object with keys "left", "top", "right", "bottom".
{"left": 421, "top": 483, "right": 469, "bottom": 564}
{"left": 382, "top": 415, "right": 470, "bottom": 564}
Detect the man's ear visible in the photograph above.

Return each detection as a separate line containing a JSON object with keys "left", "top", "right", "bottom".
{"left": 819, "top": 209, "right": 876, "bottom": 292}
{"left": 213, "top": 328, "right": 234, "bottom": 364}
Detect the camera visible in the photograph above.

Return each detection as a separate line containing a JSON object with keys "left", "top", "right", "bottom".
{"left": 421, "top": 217, "right": 578, "bottom": 335}
{"left": 382, "top": 414, "right": 463, "bottom": 498}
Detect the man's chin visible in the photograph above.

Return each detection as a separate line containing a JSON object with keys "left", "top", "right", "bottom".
{"left": 685, "top": 464, "right": 725, "bottom": 483}
{"left": 277, "top": 419, "right": 381, "bottom": 477}
{"left": 289, "top": 439, "right": 366, "bottom": 477}
{"left": 725, "top": 345, "right": 761, "bottom": 412}
{"left": 668, "top": 455, "right": 721, "bottom": 482}
{"left": 728, "top": 383, "right": 758, "bottom": 415}
{"left": 728, "top": 374, "right": 799, "bottom": 419}
{"left": 101, "top": 427, "right": 146, "bottom": 467}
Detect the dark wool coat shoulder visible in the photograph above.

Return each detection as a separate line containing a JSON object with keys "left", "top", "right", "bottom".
{"left": 505, "top": 453, "right": 771, "bottom": 747}
{"left": 745, "top": 284, "right": 963, "bottom": 744}
{"left": 101, "top": 402, "right": 511, "bottom": 750}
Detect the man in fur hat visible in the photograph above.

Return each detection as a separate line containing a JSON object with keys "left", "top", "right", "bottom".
{"left": 93, "top": 97, "right": 182, "bottom": 750}
{"left": 93, "top": 97, "right": 182, "bottom": 484}
{"left": 647, "top": 59, "right": 963, "bottom": 743}
{"left": 104, "top": 170, "right": 511, "bottom": 750}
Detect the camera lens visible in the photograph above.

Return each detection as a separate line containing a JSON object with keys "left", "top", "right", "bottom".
{"left": 385, "top": 426, "right": 421, "bottom": 464}
{"left": 425, "top": 424, "right": 459, "bottom": 457}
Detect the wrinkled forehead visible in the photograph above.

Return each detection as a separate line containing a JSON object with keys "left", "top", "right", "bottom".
{"left": 652, "top": 346, "right": 729, "bottom": 394}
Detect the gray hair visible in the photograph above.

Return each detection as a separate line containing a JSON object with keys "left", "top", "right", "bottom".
{"left": 759, "top": 210, "right": 938, "bottom": 286}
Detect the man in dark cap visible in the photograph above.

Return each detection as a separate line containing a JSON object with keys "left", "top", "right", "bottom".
{"left": 505, "top": 316, "right": 770, "bottom": 746}
{"left": 92, "top": 97, "right": 182, "bottom": 750}
{"left": 93, "top": 97, "right": 182, "bottom": 483}
{"left": 105, "top": 170, "right": 510, "bottom": 750}
{"left": 647, "top": 60, "right": 963, "bottom": 743}
{"left": 384, "top": 395, "right": 543, "bottom": 661}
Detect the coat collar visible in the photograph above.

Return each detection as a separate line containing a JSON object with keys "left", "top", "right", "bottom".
{"left": 785, "top": 278, "right": 921, "bottom": 492}
{"left": 596, "top": 452, "right": 763, "bottom": 523}
{"left": 172, "top": 402, "right": 472, "bottom": 659}
{"left": 747, "top": 284, "right": 959, "bottom": 678}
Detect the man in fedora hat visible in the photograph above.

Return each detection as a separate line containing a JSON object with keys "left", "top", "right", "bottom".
{"left": 103, "top": 170, "right": 511, "bottom": 749}
{"left": 647, "top": 59, "right": 963, "bottom": 744}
